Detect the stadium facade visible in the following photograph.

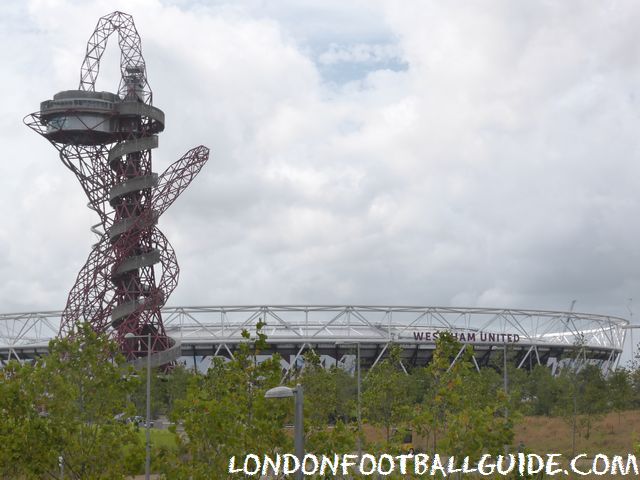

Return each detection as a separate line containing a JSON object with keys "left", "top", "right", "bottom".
{"left": 0, "top": 305, "right": 627, "bottom": 374}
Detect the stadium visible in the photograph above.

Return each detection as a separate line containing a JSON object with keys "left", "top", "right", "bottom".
{"left": 0, "top": 305, "right": 628, "bottom": 374}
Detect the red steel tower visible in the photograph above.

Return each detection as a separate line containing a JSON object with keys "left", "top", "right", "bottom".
{"left": 25, "top": 11, "right": 209, "bottom": 360}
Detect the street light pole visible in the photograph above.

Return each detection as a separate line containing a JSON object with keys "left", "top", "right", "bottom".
{"left": 145, "top": 332, "right": 151, "bottom": 480}
{"left": 504, "top": 343, "right": 508, "bottom": 421}
{"left": 265, "top": 385, "right": 305, "bottom": 480}
{"left": 294, "top": 384, "right": 304, "bottom": 480}
{"left": 125, "top": 332, "right": 152, "bottom": 480}
{"left": 336, "top": 342, "right": 361, "bottom": 457}
{"left": 355, "top": 343, "right": 361, "bottom": 457}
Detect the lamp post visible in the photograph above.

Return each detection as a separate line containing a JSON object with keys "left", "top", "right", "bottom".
{"left": 504, "top": 343, "right": 508, "bottom": 420}
{"left": 265, "top": 385, "right": 304, "bottom": 480}
{"left": 336, "top": 341, "right": 361, "bottom": 457}
{"left": 124, "top": 332, "right": 152, "bottom": 480}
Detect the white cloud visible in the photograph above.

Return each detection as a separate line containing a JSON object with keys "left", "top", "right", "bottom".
{"left": 318, "top": 43, "right": 402, "bottom": 65}
{"left": 1, "top": 0, "right": 639, "bottom": 363}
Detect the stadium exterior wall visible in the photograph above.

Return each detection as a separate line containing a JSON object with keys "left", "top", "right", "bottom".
{"left": 0, "top": 305, "right": 627, "bottom": 374}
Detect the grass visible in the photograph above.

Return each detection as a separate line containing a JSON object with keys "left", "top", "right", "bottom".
{"left": 515, "top": 410, "right": 640, "bottom": 456}
{"left": 136, "top": 428, "right": 177, "bottom": 449}
{"left": 401, "top": 410, "right": 640, "bottom": 479}
{"left": 512, "top": 411, "right": 640, "bottom": 479}
{"left": 130, "top": 412, "right": 640, "bottom": 478}
{"left": 394, "top": 410, "right": 640, "bottom": 456}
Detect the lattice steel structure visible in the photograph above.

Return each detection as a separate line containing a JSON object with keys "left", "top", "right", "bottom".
{"left": 24, "top": 12, "right": 209, "bottom": 359}
{"left": 0, "top": 306, "right": 629, "bottom": 374}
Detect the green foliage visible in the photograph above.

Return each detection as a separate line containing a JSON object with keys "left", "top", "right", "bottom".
{"left": 554, "top": 363, "right": 608, "bottom": 447}
{"left": 607, "top": 368, "right": 633, "bottom": 423}
{"left": 297, "top": 350, "right": 357, "bottom": 454}
{"left": 131, "top": 362, "right": 193, "bottom": 418}
{"left": 165, "top": 320, "right": 290, "bottom": 479}
{"left": 362, "top": 344, "right": 414, "bottom": 446}
{"left": 631, "top": 368, "right": 640, "bottom": 407}
{"left": 413, "top": 333, "right": 513, "bottom": 460}
{"left": 522, "top": 365, "right": 563, "bottom": 416}
{"left": 0, "top": 324, "right": 141, "bottom": 479}
{"left": 3, "top": 321, "right": 639, "bottom": 479}
{"left": 0, "top": 361, "right": 56, "bottom": 478}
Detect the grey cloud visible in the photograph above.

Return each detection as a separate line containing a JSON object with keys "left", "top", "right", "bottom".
{"left": 2, "top": 0, "right": 639, "bottom": 360}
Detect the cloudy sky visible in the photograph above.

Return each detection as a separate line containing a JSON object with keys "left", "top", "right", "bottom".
{"left": 1, "top": 0, "right": 639, "bottom": 356}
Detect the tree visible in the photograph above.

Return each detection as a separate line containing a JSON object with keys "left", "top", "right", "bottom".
{"left": 160, "top": 363, "right": 194, "bottom": 415}
{"left": 165, "top": 321, "right": 290, "bottom": 479}
{"left": 0, "top": 361, "right": 58, "bottom": 478}
{"left": 130, "top": 362, "right": 194, "bottom": 419}
{"left": 575, "top": 364, "right": 608, "bottom": 439}
{"left": 630, "top": 362, "right": 640, "bottom": 408}
{"left": 555, "top": 363, "right": 608, "bottom": 454}
{"left": 0, "top": 324, "right": 142, "bottom": 479}
{"left": 607, "top": 368, "right": 633, "bottom": 424}
{"left": 502, "top": 361, "right": 529, "bottom": 417}
{"left": 362, "top": 344, "right": 413, "bottom": 446}
{"left": 412, "top": 333, "right": 513, "bottom": 461}
{"left": 524, "top": 364, "right": 563, "bottom": 416}
{"left": 296, "top": 350, "right": 357, "bottom": 454}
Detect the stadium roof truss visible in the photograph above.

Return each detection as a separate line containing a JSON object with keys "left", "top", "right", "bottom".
{"left": 0, "top": 306, "right": 628, "bottom": 373}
